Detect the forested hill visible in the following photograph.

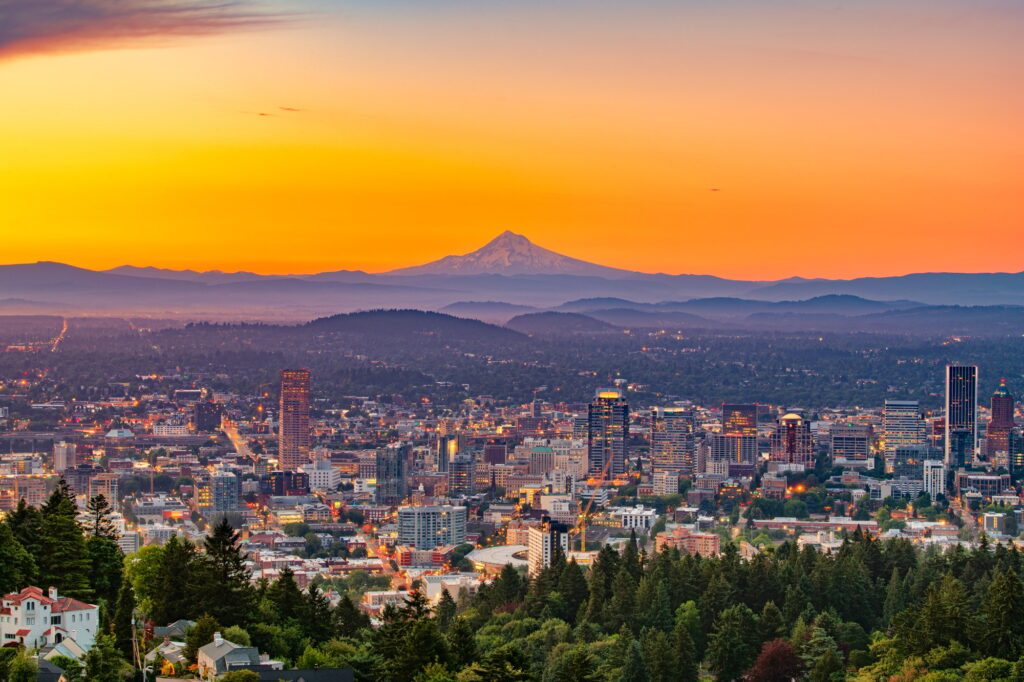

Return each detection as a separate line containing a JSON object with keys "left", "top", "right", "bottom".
{"left": 6, "top": 483, "right": 1024, "bottom": 680}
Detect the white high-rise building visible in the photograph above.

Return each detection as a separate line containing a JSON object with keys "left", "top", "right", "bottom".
{"left": 398, "top": 505, "right": 467, "bottom": 550}
{"left": 53, "top": 441, "right": 76, "bottom": 473}
{"left": 923, "top": 459, "right": 946, "bottom": 498}
{"left": 527, "top": 519, "right": 568, "bottom": 577}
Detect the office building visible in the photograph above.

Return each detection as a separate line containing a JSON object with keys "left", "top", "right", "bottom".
{"left": 300, "top": 459, "right": 342, "bottom": 492}
{"left": 527, "top": 518, "right": 569, "bottom": 578}
{"left": 651, "top": 407, "right": 695, "bottom": 474}
{"left": 923, "top": 459, "right": 946, "bottom": 498}
{"left": 375, "top": 445, "right": 408, "bottom": 505}
{"left": 198, "top": 470, "right": 239, "bottom": 512}
{"left": 447, "top": 453, "right": 476, "bottom": 497}
{"left": 261, "top": 471, "right": 310, "bottom": 497}
{"left": 588, "top": 389, "right": 628, "bottom": 476}
{"left": 769, "top": 413, "right": 814, "bottom": 469}
{"left": 436, "top": 435, "right": 459, "bottom": 474}
{"left": 53, "top": 441, "right": 76, "bottom": 473}
{"left": 987, "top": 379, "right": 1016, "bottom": 457}
{"left": 278, "top": 369, "right": 311, "bottom": 471}
{"left": 88, "top": 473, "right": 120, "bottom": 510}
{"left": 882, "top": 400, "right": 926, "bottom": 454}
{"left": 945, "top": 365, "right": 978, "bottom": 467}
{"left": 398, "top": 505, "right": 468, "bottom": 550}
{"left": 830, "top": 424, "right": 872, "bottom": 468}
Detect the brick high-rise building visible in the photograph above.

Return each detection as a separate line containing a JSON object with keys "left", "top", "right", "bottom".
{"left": 278, "top": 369, "right": 311, "bottom": 471}
{"left": 987, "top": 379, "right": 1015, "bottom": 457}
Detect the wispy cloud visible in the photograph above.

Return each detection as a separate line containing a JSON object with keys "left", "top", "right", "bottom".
{"left": 0, "top": 0, "right": 289, "bottom": 58}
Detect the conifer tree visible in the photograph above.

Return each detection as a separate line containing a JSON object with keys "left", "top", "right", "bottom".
{"left": 195, "top": 518, "right": 254, "bottom": 626}
{"left": 86, "top": 494, "right": 118, "bottom": 539}
{"left": 706, "top": 605, "right": 758, "bottom": 682}
{"left": 111, "top": 580, "right": 137, "bottom": 661}
{"left": 304, "top": 584, "right": 335, "bottom": 643}
{"left": 446, "top": 617, "right": 477, "bottom": 670}
{"left": 268, "top": 567, "right": 305, "bottom": 622}
{"left": 0, "top": 523, "right": 35, "bottom": 593}
{"left": 608, "top": 566, "right": 638, "bottom": 633}
{"left": 557, "top": 559, "right": 589, "bottom": 624}
{"left": 4, "top": 499, "right": 42, "bottom": 580}
{"left": 150, "top": 535, "right": 199, "bottom": 624}
{"left": 977, "top": 569, "right": 1024, "bottom": 659}
{"left": 435, "top": 589, "right": 457, "bottom": 631}
{"left": 39, "top": 485, "right": 92, "bottom": 600}
{"left": 617, "top": 640, "right": 648, "bottom": 682}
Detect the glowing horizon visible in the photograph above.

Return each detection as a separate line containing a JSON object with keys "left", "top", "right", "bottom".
{"left": 2, "top": 0, "right": 1022, "bottom": 280}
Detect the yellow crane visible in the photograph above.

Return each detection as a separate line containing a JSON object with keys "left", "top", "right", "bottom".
{"left": 572, "top": 449, "right": 619, "bottom": 551}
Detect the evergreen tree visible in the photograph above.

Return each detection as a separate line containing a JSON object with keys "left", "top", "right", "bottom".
{"left": 759, "top": 601, "right": 786, "bottom": 643}
{"left": 111, "top": 581, "right": 137, "bottom": 662}
{"left": 304, "top": 584, "right": 335, "bottom": 643}
{"left": 38, "top": 485, "right": 93, "bottom": 600}
{"left": 706, "top": 605, "right": 758, "bottom": 682}
{"left": 541, "top": 644, "right": 597, "bottom": 682}
{"left": 608, "top": 566, "right": 638, "bottom": 633}
{"left": 976, "top": 569, "right": 1024, "bottom": 659}
{"left": 6, "top": 649, "right": 38, "bottom": 682}
{"left": 881, "top": 567, "right": 906, "bottom": 626}
{"left": 0, "top": 523, "right": 35, "bottom": 593}
{"left": 447, "top": 617, "right": 478, "bottom": 670}
{"left": 435, "top": 589, "right": 457, "bottom": 631}
{"left": 617, "top": 640, "right": 648, "bottom": 682}
{"left": 194, "top": 518, "right": 255, "bottom": 626}
{"left": 86, "top": 494, "right": 119, "bottom": 539}
{"left": 640, "top": 628, "right": 679, "bottom": 682}
{"left": 335, "top": 594, "right": 370, "bottom": 637}
{"left": 673, "top": 615, "right": 699, "bottom": 682}
{"left": 150, "top": 535, "right": 199, "bottom": 624}
{"left": 585, "top": 546, "right": 619, "bottom": 625}
{"left": 268, "top": 567, "right": 305, "bottom": 622}
{"left": 557, "top": 559, "right": 589, "bottom": 624}
{"left": 622, "top": 531, "right": 642, "bottom": 582}
{"left": 87, "top": 535, "right": 124, "bottom": 605}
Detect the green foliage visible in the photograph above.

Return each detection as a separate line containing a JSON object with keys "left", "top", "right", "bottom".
{"left": 220, "top": 671, "right": 261, "bottom": 682}
{"left": 83, "top": 632, "right": 133, "bottom": 681}
{"left": 183, "top": 614, "right": 220, "bottom": 664}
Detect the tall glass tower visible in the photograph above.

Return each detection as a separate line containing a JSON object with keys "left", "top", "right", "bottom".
{"left": 945, "top": 365, "right": 978, "bottom": 468}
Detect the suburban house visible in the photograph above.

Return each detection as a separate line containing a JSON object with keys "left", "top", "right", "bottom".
{"left": 196, "top": 632, "right": 261, "bottom": 680}
{"left": 0, "top": 586, "right": 99, "bottom": 652}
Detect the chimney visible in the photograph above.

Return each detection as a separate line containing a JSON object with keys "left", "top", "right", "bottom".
{"left": 48, "top": 587, "right": 58, "bottom": 601}
{"left": 213, "top": 632, "right": 223, "bottom": 646}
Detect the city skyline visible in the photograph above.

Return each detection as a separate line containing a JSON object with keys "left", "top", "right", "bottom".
{"left": 2, "top": 0, "right": 1022, "bottom": 278}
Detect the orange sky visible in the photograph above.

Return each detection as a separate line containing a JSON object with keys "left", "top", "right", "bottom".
{"left": 1, "top": 0, "right": 1021, "bottom": 279}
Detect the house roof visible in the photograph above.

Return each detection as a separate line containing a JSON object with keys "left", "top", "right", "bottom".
{"left": 198, "top": 638, "right": 259, "bottom": 663}
{"left": 52, "top": 596, "right": 95, "bottom": 613}
{"left": 37, "top": 659, "right": 64, "bottom": 682}
{"left": 2, "top": 587, "right": 97, "bottom": 613}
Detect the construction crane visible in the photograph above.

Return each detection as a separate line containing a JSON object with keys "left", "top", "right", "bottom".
{"left": 571, "top": 449, "right": 619, "bottom": 551}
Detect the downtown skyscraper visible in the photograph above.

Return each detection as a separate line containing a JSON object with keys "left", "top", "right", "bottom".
{"left": 278, "top": 369, "right": 311, "bottom": 471}
{"left": 651, "top": 406, "right": 695, "bottom": 475}
{"left": 986, "top": 379, "right": 1016, "bottom": 457}
{"left": 945, "top": 365, "right": 978, "bottom": 468}
{"left": 588, "top": 388, "right": 628, "bottom": 476}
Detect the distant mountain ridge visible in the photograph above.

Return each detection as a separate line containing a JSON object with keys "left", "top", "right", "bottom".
{"left": 2, "top": 232, "right": 1023, "bottom": 320}
{"left": 388, "top": 230, "right": 635, "bottom": 278}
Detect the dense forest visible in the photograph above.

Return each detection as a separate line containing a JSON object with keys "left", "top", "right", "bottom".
{"left": 7, "top": 486, "right": 1024, "bottom": 681}
{"left": 2, "top": 313, "right": 1022, "bottom": 409}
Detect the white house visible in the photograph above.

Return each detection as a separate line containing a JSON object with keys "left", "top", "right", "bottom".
{"left": 0, "top": 586, "right": 99, "bottom": 652}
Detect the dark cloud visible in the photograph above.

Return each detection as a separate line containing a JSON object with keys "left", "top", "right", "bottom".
{"left": 0, "top": 0, "right": 289, "bottom": 57}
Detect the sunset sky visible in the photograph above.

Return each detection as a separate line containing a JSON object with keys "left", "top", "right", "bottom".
{"left": 1, "top": 0, "right": 1021, "bottom": 279}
